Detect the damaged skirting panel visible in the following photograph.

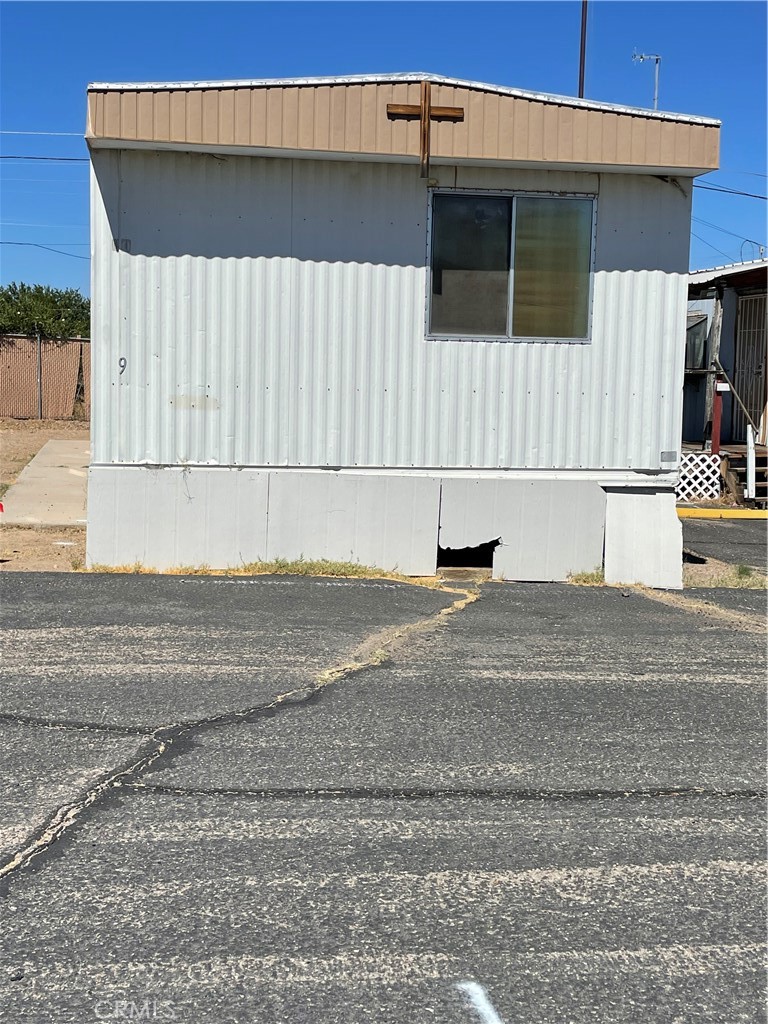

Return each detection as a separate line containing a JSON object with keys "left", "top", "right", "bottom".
{"left": 439, "top": 478, "right": 606, "bottom": 582}
{"left": 87, "top": 467, "right": 680, "bottom": 587}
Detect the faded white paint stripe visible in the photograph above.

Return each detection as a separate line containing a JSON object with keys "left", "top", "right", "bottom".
{"left": 456, "top": 981, "right": 506, "bottom": 1024}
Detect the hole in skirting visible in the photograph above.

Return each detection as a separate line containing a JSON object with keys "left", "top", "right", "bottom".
{"left": 683, "top": 548, "right": 707, "bottom": 565}
{"left": 437, "top": 538, "right": 501, "bottom": 569}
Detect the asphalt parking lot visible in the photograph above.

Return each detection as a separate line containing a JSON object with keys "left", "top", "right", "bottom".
{"left": 683, "top": 518, "right": 767, "bottom": 571}
{"left": 0, "top": 573, "right": 765, "bottom": 1023}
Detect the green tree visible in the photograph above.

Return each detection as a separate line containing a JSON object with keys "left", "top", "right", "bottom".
{"left": 0, "top": 282, "right": 90, "bottom": 339}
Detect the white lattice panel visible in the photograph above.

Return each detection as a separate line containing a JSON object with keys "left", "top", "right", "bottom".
{"left": 676, "top": 452, "right": 721, "bottom": 501}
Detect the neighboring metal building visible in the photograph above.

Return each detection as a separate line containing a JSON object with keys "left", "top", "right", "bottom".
{"left": 86, "top": 73, "right": 721, "bottom": 587}
{"left": 685, "top": 259, "right": 768, "bottom": 446}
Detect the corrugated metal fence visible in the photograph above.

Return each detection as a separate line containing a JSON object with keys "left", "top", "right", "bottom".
{"left": 0, "top": 335, "right": 90, "bottom": 419}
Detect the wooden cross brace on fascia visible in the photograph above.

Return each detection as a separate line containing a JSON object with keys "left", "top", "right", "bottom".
{"left": 386, "top": 81, "right": 464, "bottom": 178}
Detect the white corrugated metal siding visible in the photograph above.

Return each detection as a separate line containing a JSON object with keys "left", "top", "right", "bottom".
{"left": 91, "top": 150, "right": 690, "bottom": 471}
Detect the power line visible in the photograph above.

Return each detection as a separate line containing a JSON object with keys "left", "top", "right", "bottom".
{"left": 0, "top": 156, "right": 89, "bottom": 163}
{"left": 4, "top": 190, "right": 85, "bottom": 197}
{"left": 6, "top": 155, "right": 765, "bottom": 188}
{"left": 0, "top": 177, "right": 89, "bottom": 183}
{"left": 2, "top": 221, "right": 88, "bottom": 228}
{"left": 692, "top": 216, "right": 766, "bottom": 247}
{"left": 693, "top": 183, "right": 767, "bottom": 200}
{"left": 0, "top": 241, "right": 89, "bottom": 260}
{"left": 9, "top": 136, "right": 760, "bottom": 182}
{"left": 0, "top": 130, "right": 81, "bottom": 137}
{"left": 690, "top": 232, "right": 736, "bottom": 263}
{"left": 716, "top": 169, "right": 768, "bottom": 179}
{"left": 1, "top": 239, "right": 89, "bottom": 245}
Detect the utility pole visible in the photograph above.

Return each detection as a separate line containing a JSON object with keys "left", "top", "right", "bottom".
{"left": 632, "top": 50, "right": 662, "bottom": 110}
{"left": 578, "top": 0, "right": 588, "bottom": 98}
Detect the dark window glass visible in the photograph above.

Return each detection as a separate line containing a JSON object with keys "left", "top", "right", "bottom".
{"left": 511, "top": 197, "right": 593, "bottom": 339}
{"left": 685, "top": 315, "right": 708, "bottom": 369}
{"left": 430, "top": 195, "right": 511, "bottom": 336}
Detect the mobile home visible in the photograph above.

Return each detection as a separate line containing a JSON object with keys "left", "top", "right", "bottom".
{"left": 86, "top": 73, "right": 720, "bottom": 587}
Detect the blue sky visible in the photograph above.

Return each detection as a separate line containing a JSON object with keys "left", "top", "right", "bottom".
{"left": 1, "top": 0, "right": 765, "bottom": 295}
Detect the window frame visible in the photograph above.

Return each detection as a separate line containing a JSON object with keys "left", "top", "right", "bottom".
{"left": 425, "top": 187, "right": 598, "bottom": 345}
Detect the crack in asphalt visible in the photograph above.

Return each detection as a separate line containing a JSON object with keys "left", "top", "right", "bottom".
{"left": 126, "top": 783, "right": 767, "bottom": 802}
{"left": 0, "top": 712, "right": 149, "bottom": 736}
{"left": 0, "top": 584, "right": 478, "bottom": 887}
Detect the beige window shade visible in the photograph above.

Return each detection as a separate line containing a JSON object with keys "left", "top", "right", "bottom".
{"left": 512, "top": 197, "right": 593, "bottom": 339}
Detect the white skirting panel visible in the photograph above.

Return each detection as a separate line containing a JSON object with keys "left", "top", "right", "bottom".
{"left": 88, "top": 467, "right": 682, "bottom": 587}
{"left": 439, "top": 478, "right": 606, "bottom": 581}
{"left": 604, "top": 489, "right": 682, "bottom": 589}
{"left": 87, "top": 467, "right": 441, "bottom": 575}
{"left": 265, "top": 472, "right": 441, "bottom": 576}
{"left": 86, "top": 466, "right": 270, "bottom": 570}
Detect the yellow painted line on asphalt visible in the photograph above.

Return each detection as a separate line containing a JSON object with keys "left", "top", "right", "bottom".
{"left": 677, "top": 507, "right": 767, "bottom": 520}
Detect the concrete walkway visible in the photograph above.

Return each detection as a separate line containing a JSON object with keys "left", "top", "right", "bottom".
{"left": 1, "top": 440, "right": 89, "bottom": 526}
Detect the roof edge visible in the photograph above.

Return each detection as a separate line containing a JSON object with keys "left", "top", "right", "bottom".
{"left": 688, "top": 258, "right": 768, "bottom": 284}
{"left": 86, "top": 71, "right": 721, "bottom": 127}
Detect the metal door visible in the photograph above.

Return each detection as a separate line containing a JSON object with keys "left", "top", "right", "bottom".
{"left": 732, "top": 293, "right": 767, "bottom": 443}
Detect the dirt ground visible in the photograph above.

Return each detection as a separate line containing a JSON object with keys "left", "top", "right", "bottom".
{"left": 683, "top": 554, "right": 766, "bottom": 589}
{"left": 0, "top": 525, "right": 86, "bottom": 572}
{"left": 1, "top": 419, "right": 89, "bottom": 572}
{"left": 1, "top": 417, "right": 89, "bottom": 497}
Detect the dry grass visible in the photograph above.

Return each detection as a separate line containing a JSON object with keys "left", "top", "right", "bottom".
{"left": 568, "top": 568, "right": 605, "bottom": 586}
{"left": 683, "top": 557, "right": 767, "bottom": 589}
{"left": 568, "top": 559, "right": 766, "bottom": 590}
{"left": 87, "top": 557, "right": 445, "bottom": 589}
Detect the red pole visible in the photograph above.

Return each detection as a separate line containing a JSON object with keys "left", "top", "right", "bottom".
{"left": 711, "top": 382, "right": 722, "bottom": 455}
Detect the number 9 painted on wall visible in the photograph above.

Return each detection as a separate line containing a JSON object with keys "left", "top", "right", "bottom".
{"left": 118, "top": 357, "right": 127, "bottom": 375}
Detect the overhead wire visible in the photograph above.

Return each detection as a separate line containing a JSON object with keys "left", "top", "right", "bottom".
{"left": 0, "top": 156, "right": 89, "bottom": 162}
{"left": 2, "top": 239, "right": 89, "bottom": 245}
{"left": 1, "top": 177, "right": 88, "bottom": 182}
{"left": 714, "top": 169, "right": 768, "bottom": 179}
{"left": 0, "top": 130, "right": 81, "bottom": 137}
{"left": 2, "top": 143, "right": 765, "bottom": 268}
{"left": 692, "top": 216, "right": 766, "bottom": 246}
{"left": 0, "top": 162, "right": 764, "bottom": 193}
{"left": 690, "top": 232, "right": 737, "bottom": 263}
{"left": 693, "top": 183, "right": 767, "bottom": 200}
{"left": 0, "top": 241, "right": 89, "bottom": 260}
